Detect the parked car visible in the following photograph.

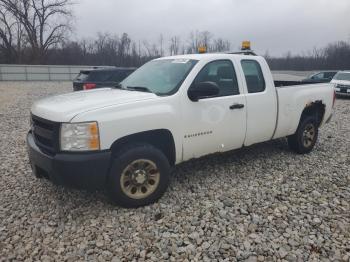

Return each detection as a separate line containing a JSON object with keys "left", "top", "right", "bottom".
{"left": 73, "top": 67, "right": 136, "bottom": 91}
{"left": 331, "top": 71, "right": 350, "bottom": 96}
{"left": 302, "top": 71, "right": 338, "bottom": 83}
{"left": 27, "top": 53, "right": 334, "bottom": 207}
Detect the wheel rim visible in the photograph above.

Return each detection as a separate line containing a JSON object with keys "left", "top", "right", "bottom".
{"left": 120, "top": 159, "right": 160, "bottom": 199}
{"left": 302, "top": 123, "right": 316, "bottom": 148}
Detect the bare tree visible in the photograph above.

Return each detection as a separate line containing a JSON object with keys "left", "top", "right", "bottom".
{"left": 0, "top": 3, "right": 25, "bottom": 62}
{"left": 187, "top": 30, "right": 199, "bottom": 53}
{"left": 0, "top": 6, "right": 16, "bottom": 62}
{"left": 142, "top": 40, "right": 152, "bottom": 57}
{"left": 212, "top": 38, "right": 230, "bottom": 52}
{"left": 198, "top": 31, "right": 212, "bottom": 49}
{"left": 0, "top": 0, "right": 72, "bottom": 63}
{"left": 159, "top": 33, "right": 164, "bottom": 56}
{"left": 169, "top": 36, "right": 180, "bottom": 55}
{"left": 118, "top": 33, "right": 131, "bottom": 59}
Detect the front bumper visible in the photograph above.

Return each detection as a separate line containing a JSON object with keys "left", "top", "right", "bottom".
{"left": 27, "top": 131, "right": 111, "bottom": 191}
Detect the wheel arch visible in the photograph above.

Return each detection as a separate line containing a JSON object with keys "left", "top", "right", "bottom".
{"left": 300, "top": 100, "right": 326, "bottom": 127}
{"left": 110, "top": 129, "right": 176, "bottom": 166}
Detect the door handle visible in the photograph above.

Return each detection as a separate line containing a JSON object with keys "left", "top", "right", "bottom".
{"left": 229, "top": 103, "right": 244, "bottom": 110}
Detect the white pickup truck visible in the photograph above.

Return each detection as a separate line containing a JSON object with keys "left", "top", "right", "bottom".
{"left": 27, "top": 53, "right": 335, "bottom": 207}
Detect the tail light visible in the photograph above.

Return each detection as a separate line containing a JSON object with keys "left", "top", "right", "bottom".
{"left": 332, "top": 89, "right": 336, "bottom": 108}
{"left": 83, "top": 83, "right": 96, "bottom": 90}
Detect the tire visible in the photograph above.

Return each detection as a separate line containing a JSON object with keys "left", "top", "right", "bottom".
{"left": 107, "top": 143, "right": 170, "bottom": 207}
{"left": 287, "top": 116, "right": 319, "bottom": 154}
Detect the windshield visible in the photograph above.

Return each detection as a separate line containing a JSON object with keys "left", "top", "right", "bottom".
{"left": 121, "top": 59, "right": 198, "bottom": 95}
{"left": 333, "top": 72, "right": 350, "bottom": 81}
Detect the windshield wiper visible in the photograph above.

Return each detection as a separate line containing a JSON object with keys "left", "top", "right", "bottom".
{"left": 126, "top": 86, "right": 153, "bottom": 93}
{"left": 114, "top": 83, "right": 126, "bottom": 89}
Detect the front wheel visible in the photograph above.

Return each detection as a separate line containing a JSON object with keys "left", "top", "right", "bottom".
{"left": 287, "top": 116, "right": 319, "bottom": 154}
{"left": 107, "top": 144, "right": 170, "bottom": 207}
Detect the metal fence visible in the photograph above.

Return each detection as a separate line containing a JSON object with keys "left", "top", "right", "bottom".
{"left": 0, "top": 64, "right": 314, "bottom": 82}
{"left": 0, "top": 64, "right": 111, "bottom": 81}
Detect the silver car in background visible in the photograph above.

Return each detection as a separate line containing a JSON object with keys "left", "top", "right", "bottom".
{"left": 332, "top": 71, "right": 350, "bottom": 96}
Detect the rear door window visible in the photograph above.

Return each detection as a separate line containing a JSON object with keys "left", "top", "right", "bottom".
{"left": 324, "top": 72, "right": 336, "bottom": 79}
{"left": 87, "top": 71, "right": 114, "bottom": 82}
{"left": 241, "top": 60, "right": 265, "bottom": 93}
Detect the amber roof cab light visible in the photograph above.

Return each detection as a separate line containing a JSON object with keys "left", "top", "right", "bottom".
{"left": 198, "top": 46, "right": 207, "bottom": 54}
{"left": 242, "top": 41, "right": 251, "bottom": 50}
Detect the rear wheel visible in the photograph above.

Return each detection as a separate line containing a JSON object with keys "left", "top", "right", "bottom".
{"left": 107, "top": 144, "right": 170, "bottom": 207}
{"left": 287, "top": 116, "right": 318, "bottom": 154}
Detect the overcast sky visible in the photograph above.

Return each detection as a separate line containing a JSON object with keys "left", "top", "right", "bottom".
{"left": 73, "top": 0, "right": 350, "bottom": 56}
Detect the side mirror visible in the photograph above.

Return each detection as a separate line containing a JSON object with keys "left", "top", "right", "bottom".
{"left": 188, "top": 81, "right": 219, "bottom": 102}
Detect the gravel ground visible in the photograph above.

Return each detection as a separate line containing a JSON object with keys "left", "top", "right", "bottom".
{"left": 0, "top": 81, "right": 349, "bottom": 262}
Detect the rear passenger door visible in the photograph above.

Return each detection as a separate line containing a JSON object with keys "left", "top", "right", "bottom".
{"left": 240, "top": 59, "right": 277, "bottom": 146}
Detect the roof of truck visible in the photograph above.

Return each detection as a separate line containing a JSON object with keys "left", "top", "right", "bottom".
{"left": 157, "top": 53, "right": 261, "bottom": 61}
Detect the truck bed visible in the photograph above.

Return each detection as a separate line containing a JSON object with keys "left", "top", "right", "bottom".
{"left": 273, "top": 82, "right": 334, "bottom": 140}
{"left": 274, "top": 81, "right": 320, "bottom": 87}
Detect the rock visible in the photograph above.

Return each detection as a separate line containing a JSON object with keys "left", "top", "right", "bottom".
{"left": 257, "top": 255, "right": 265, "bottom": 261}
{"left": 202, "top": 242, "right": 211, "bottom": 250}
{"left": 219, "top": 210, "right": 227, "bottom": 219}
{"left": 95, "top": 240, "right": 104, "bottom": 248}
{"left": 278, "top": 247, "right": 288, "bottom": 259}
{"left": 223, "top": 199, "right": 234, "bottom": 207}
{"left": 244, "top": 256, "right": 258, "bottom": 262}
{"left": 313, "top": 217, "right": 322, "bottom": 225}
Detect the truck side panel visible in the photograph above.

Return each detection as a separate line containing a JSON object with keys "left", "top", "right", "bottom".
{"left": 273, "top": 83, "right": 333, "bottom": 139}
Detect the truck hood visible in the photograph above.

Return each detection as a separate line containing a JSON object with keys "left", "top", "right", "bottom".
{"left": 31, "top": 88, "right": 157, "bottom": 122}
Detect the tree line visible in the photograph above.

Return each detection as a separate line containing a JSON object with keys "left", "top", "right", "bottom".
{"left": 44, "top": 31, "right": 231, "bottom": 67}
{"left": 1, "top": 0, "right": 350, "bottom": 70}
{"left": 266, "top": 41, "right": 350, "bottom": 70}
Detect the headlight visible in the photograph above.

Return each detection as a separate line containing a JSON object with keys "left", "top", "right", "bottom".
{"left": 60, "top": 122, "right": 100, "bottom": 151}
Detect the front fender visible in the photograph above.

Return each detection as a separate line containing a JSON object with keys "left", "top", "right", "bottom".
{"left": 71, "top": 97, "right": 183, "bottom": 163}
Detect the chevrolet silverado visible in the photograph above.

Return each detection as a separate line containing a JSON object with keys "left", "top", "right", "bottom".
{"left": 27, "top": 53, "right": 335, "bottom": 207}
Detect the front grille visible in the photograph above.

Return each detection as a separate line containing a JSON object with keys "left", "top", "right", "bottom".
{"left": 337, "top": 84, "right": 350, "bottom": 89}
{"left": 31, "top": 115, "right": 60, "bottom": 154}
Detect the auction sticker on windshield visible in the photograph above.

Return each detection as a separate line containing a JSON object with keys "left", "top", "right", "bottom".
{"left": 172, "top": 59, "right": 191, "bottom": 63}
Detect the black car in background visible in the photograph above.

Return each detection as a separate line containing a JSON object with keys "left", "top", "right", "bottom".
{"left": 301, "top": 71, "right": 338, "bottom": 83}
{"left": 73, "top": 67, "right": 136, "bottom": 91}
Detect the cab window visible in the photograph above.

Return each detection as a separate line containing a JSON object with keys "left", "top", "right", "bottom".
{"left": 241, "top": 60, "right": 266, "bottom": 93}
{"left": 193, "top": 60, "right": 239, "bottom": 96}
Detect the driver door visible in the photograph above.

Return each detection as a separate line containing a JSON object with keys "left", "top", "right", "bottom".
{"left": 181, "top": 59, "right": 247, "bottom": 160}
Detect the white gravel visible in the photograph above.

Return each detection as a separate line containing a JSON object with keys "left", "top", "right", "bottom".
{"left": 0, "top": 81, "right": 349, "bottom": 261}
